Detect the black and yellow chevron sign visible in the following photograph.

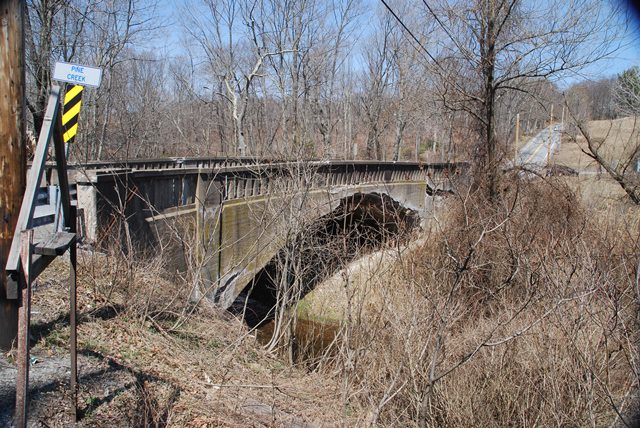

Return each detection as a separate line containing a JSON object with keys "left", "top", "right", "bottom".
{"left": 62, "top": 84, "right": 84, "bottom": 144}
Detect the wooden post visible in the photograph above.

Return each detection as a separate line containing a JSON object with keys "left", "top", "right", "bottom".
{"left": 69, "top": 207, "right": 78, "bottom": 421}
{"left": 0, "top": 0, "right": 26, "bottom": 351}
{"left": 15, "top": 229, "right": 33, "bottom": 428}
{"left": 514, "top": 113, "right": 520, "bottom": 165}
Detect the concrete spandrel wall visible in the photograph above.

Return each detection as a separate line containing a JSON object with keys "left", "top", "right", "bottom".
{"left": 76, "top": 183, "right": 97, "bottom": 241}
{"left": 206, "top": 181, "right": 428, "bottom": 309}
{"left": 76, "top": 170, "right": 200, "bottom": 245}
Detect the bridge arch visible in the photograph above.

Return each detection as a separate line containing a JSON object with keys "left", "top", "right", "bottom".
{"left": 228, "top": 192, "right": 419, "bottom": 328}
{"left": 206, "top": 180, "right": 433, "bottom": 309}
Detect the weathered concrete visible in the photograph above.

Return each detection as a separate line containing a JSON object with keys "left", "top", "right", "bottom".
{"left": 203, "top": 181, "right": 429, "bottom": 308}
{"left": 71, "top": 159, "right": 464, "bottom": 308}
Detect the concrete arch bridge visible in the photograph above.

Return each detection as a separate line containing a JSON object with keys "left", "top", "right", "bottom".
{"left": 63, "top": 158, "right": 465, "bottom": 311}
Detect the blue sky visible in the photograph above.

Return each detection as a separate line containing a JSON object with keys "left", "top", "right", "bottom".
{"left": 578, "top": 0, "right": 640, "bottom": 80}
{"left": 618, "top": 0, "right": 640, "bottom": 73}
{"left": 153, "top": 0, "right": 640, "bottom": 83}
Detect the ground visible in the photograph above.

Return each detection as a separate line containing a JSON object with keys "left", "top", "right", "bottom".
{"left": 0, "top": 254, "right": 343, "bottom": 427}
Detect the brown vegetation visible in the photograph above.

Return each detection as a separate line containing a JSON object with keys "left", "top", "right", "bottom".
{"left": 8, "top": 167, "right": 639, "bottom": 426}
{"left": 298, "top": 175, "right": 639, "bottom": 426}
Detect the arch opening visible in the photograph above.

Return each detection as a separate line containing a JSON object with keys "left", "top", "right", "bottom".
{"left": 228, "top": 192, "right": 419, "bottom": 328}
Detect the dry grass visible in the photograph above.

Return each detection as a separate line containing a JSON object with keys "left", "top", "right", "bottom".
{"left": 302, "top": 175, "right": 639, "bottom": 426}
{"left": 26, "top": 246, "right": 345, "bottom": 426}
{"left": 553, "top": 133, "right": 599, "bottom": 171}
{"left": 555, "top": 116, "right": 640, "bottom": 172}
{"left": 74, "top": 308, "right": 342, "bottom": 426}
{"left": 588, "top": 117, "right": 640, "bottom": 161}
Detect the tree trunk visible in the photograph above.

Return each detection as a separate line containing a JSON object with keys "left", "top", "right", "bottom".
{"left": 393, "top": 114, "right": 406, "bottom": 161}
{"left": 478, "top": 3, "right": 499, "bottom": 200}
{"left": 366, "top": 123, "right": 380, "bottom": 160}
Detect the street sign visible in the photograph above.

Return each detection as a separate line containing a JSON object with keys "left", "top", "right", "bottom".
{"left": 53, "top": 62, "right": 102, "bottom": 88}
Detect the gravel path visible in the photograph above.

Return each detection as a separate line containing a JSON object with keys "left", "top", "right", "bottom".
{"left": 0, "top": 352, "right": 72, "bottom": 427}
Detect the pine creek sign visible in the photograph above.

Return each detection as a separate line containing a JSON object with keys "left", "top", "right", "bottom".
{"left": 53, "top": 61, "right": 102, "bottom": 88}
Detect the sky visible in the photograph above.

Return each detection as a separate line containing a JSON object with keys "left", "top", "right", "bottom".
{"left": 610, "top": 0, "right": 640, "bottom": 75}
{"left": 153, "top": 0, "right": 640, "bottom": 83}
{"left": 575, "top": 0, "right": 640, "bottom": 80}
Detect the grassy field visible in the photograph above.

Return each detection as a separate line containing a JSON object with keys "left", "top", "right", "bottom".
{"left": 553, "top": 133, "right": 599, "bottom": 171}
{"left": 555, "top": 116, "right": 640, "bottom": 172}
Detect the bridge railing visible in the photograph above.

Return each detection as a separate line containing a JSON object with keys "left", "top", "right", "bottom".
{"left": 204, "top": 161, "right": 465, "bottom": 202}
{"left": 39, "top": 157, "right": 464, "bottom": 183}
{"left": 37, "top": 156, "right": 263, "bottom": 185}
{"left": 63, "top": 159, "right": 467, "bottom": 242}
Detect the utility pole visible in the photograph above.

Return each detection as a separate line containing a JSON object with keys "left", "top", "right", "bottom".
{"left": 514, "top": 113, "right": 520, "bottom": 165}
{"left": 0, "top": 0, "right": 26, "bottom": 351}
{"left": 547, "top": 104, "right": 554, "bottom": 166}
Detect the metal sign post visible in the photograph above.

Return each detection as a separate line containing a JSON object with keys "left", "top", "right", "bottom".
{"left": 54, "top": 84, "right": 84, "bottom": 231}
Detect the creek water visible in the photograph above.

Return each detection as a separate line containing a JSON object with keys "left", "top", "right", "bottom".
{"left": 256, "top": 317, "right": 341, "bottom": 363}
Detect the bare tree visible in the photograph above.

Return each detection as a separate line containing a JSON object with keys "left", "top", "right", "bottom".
{"left": 24, "top": 0, "right": 161, "bottom": 161}
{"left": 312, "top": 0, "right": 361, "bottom": 158}
{"left": 25, "top": 0, "right": 65, "bottom": 133}
{"left": 387, "top": 15, "right": 425, "bottom": 162}
{"left": 411, "top": 0, "right": 624, "bottom": 199}
{"left": 361, "top": 11, "right": 396, "bottom": 160}
{"left": 109, "top": 51, "right": 167, "bottom": 159}
{"left": 185, "top": 0, "right": 296, "bottom": 156}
